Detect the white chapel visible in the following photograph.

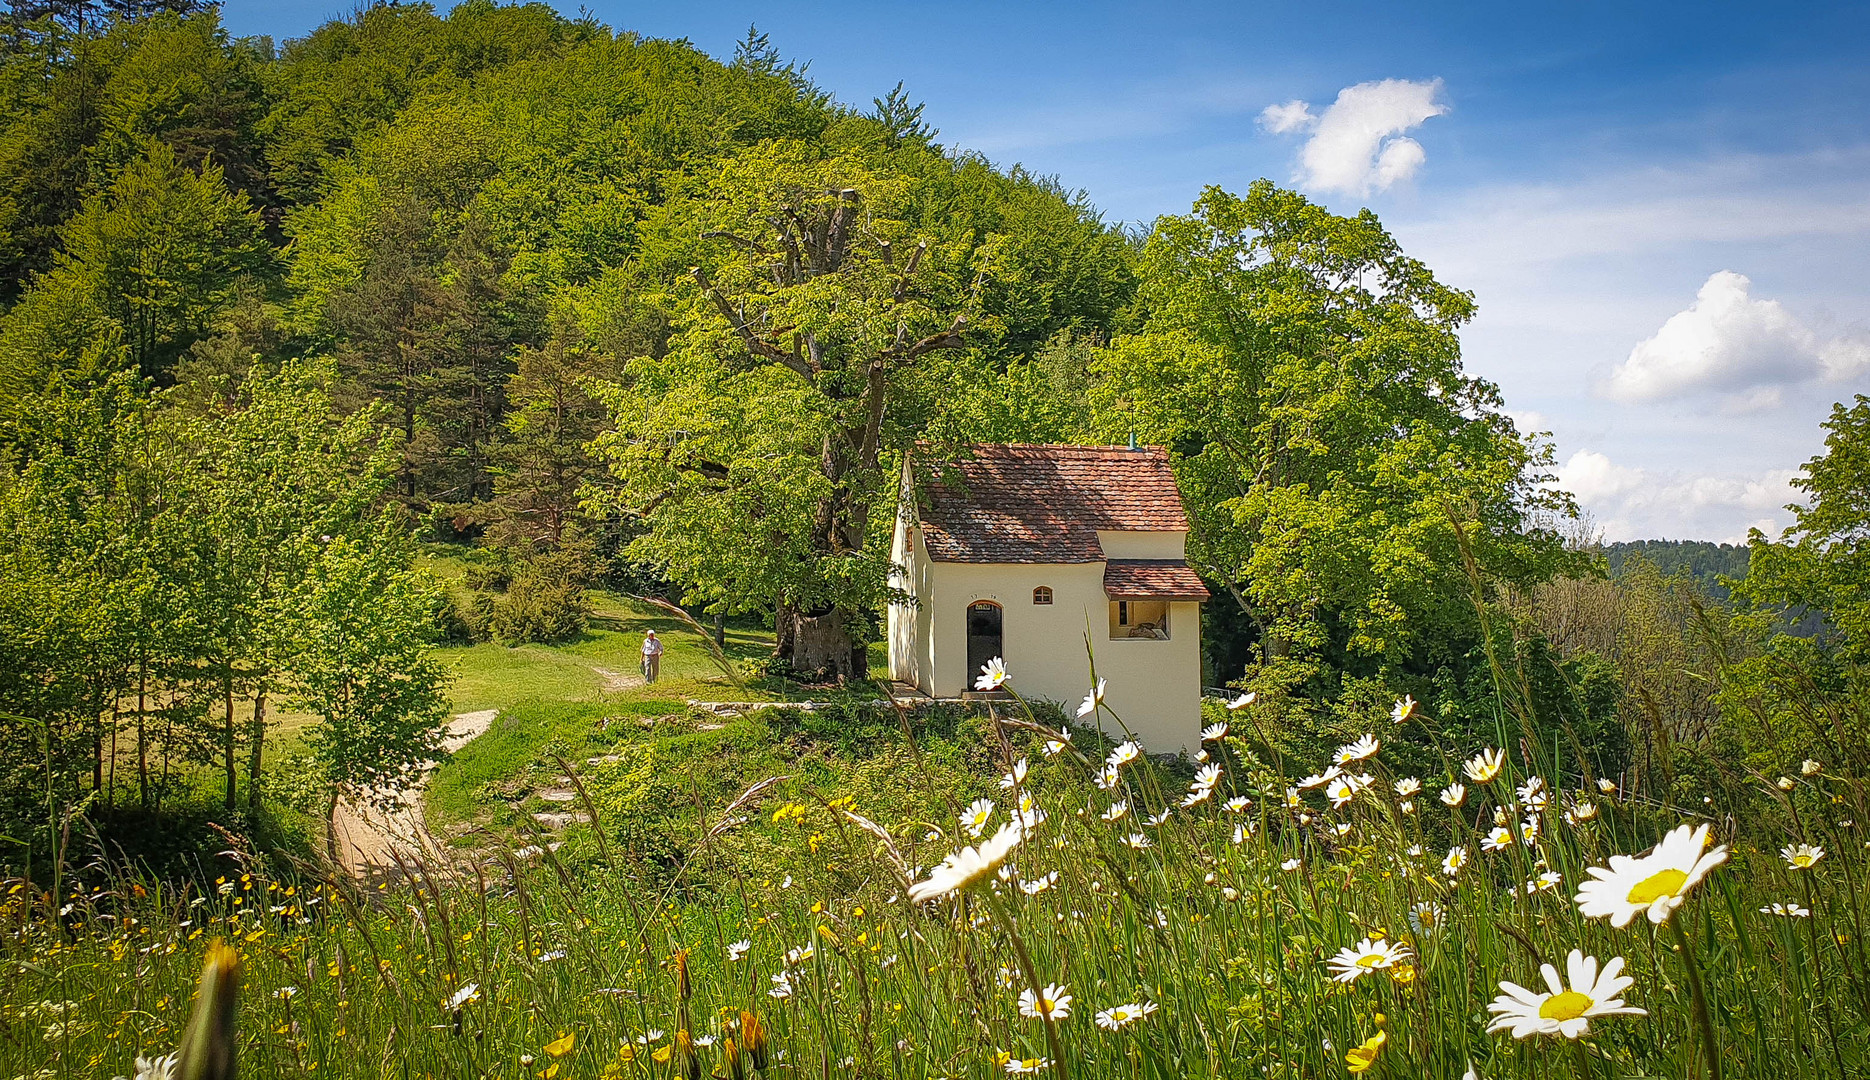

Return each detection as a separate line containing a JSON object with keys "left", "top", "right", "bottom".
{"left": 887, "top": 443, "right": 1209, "bottom": 752}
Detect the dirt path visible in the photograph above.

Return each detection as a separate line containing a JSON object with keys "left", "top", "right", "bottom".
{"left": 330, "top": 709, "right": 499, "bottom": 878}
{"left": 589, "top": 664, "right": 645, "bottom": 693}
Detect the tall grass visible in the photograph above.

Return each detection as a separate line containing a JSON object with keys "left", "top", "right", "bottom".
{"left": 5, "top": 675, "right": 1868, "bottom": 1080}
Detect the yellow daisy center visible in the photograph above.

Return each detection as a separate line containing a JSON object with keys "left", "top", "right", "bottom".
{"left": 1793, "top": 854, "right": 1813, "bottom": 867}
{"left": 1626, "top": 867, "right": 1688, "bottom": 904}
{"left": 1355, "top": 953, "right": 1385, "bottom": 968}
{"left": 1539, "top": 991, "right": 1595, "bottom": 1022}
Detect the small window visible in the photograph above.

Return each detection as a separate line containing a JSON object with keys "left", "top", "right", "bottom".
{"left": 1032, "top": 586, "right": 1053, "bottom": 605}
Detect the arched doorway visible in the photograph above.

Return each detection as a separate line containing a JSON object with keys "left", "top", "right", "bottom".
{"left": 965, "top": 601, "right": 1003, "bottom": 691}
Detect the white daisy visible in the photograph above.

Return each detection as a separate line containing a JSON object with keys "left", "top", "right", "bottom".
{"left": 1100, "top": 800, "right": 1129, "bottom": 822}
{"left": 1145, "top": 808, "right": 1172, "bottom": 827}
{"left": 1408, "top": 901, "right": 1444, "bottom": 934}
{"left": 1782, "top": 843, "right": 1825, "bottom": 870}
{"left": 1443, "top": 846, "right": 1469, "bottom": 877}
{"left": 1391, "top": 694, "right": 1418, "bottom": 724}
{"left": 1077, "top": 678, "right": 1106, "bottom": 718}
{"left": 1093, "top": 1001, "right": 1158, "bottom": 1030}
{"left": 1325, "top": 777, "right": 1359, "bottom": 809}
{"left": 768, "top": 971, "right": 793, "bottom": 998}
{"left": 961, "top": 798, "right": 997, "bottom": 839}
{"left": 1325, "top": 937, "right": 1412, "bottom": 983}
{"left": 1106, "top": 742, "right": 1141, "bottom": 769}
{"left": 1486, "top": 950, "right": 1644, "bottom": 1039}
{"left": 1201, "top": 721, "right": 1229, "bottom": 741}
{"left": 1335, "top": 734, "right": 1380, "bottom": 764}
{"left": 726, "top": 940, "right": 751, "bottom": 962}
{"left": 1226, "top": 692, "right": 1257, "bottom": 710}
{"left": 1224, "top": 796, "right": 1250, "bottom": 812}
{"left": 1464, "top": 748, "right": 1506, "bottom": 784}
{"left": 1481, "top": 826, "right": 1513, "bottom": 852}
{"left": 1004, "top": 1058, "right": 1051, "bottom": 1075}
{"left": 1395, "top": 777, "right": 1422, "bottom": 797}
{"left": 445, "top": 982, "right": 480, "bottom": 1010}
{"left": 907, "top": 822, "right": 1024, "bottom": 903}
{"left": 133, "top": 1055, "right": 178, "bottom": 1080}
{"left": 1193, "top": 763, "right": 1223, "bottom": 789}
{"left": 1440, "top": 783, "right": 1467, "bottom": 808}
{"left": 1597, "top": 778, "right": 1618, "bottom": 794}
{"left": 1297, "top": 764, "right": 1343, "bottom": 791}
{"left": 1180, "top": 786, "right": 1213, "bottom": 809}
{"left": 1761, "top": 902, "right": 1811, "bottom": 917}
{"left": 1280, "top": 857, "right": 1302, "bottom": 872}
{"left": 998, "top": 758, "right": 1029, "bottom": 790}
{"left": 1123, "top": 832, "right": 1151, "bottom": 850}
{"left": 975, "top": 657, "right": 1009, "bottom": 690}
{"left": 1094, "top": 765, "right": 1121, "bottom": 791}
{"left": 1517, "top": 776, "right": 1546, "bottom": 801}
{"left": 1018, "top": 983, "right": 1072, "bottom": 1020}
{"left": 1526, "top": 870, "right": 1562, "bottom": 894}
{"left": 1802, "top": 759, "right": 1823, "bottom": 776}
{"left": 1574, "top": 823, "right": 1730, "bottom": 927}
{"left": 1020, "top": 871, "right": 1059, "bottom": 895}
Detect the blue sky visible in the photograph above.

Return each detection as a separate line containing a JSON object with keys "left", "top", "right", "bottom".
{"left": 222, "top": 1, "right": 1870, "bottom": 542}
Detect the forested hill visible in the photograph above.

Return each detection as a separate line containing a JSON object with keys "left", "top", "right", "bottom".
{"left": 0, "top": 0, "right": 1133, "bottom": 443}
{"left": 1604, "top": 539, "right": 1749, "bottom": 598}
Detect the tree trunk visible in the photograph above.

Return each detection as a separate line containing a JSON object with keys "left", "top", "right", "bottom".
{"left": 326, "top": 789, "right": 343, "bottom": 869}
{"left": 245, "top": 683, "right": 267, "bottom": 815}
{"left": 136, "top": 652, "right": 148, "bottom": 808}
{"left": 774, "top": 597, "right": 795, "bottom": 660}
{"left": 713, "top": 608, "right": 726, "bottom": 650}
{"left": 223, "top": 669, "right": 236, "bottom": 811}
{"left": 787, "top": 607, "right": 863, "bottom": 681}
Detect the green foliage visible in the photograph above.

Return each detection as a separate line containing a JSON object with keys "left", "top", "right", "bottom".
{"left": 288, "top": 532, "right": 452, "bottom": 814}
{"left": 1094, "top": 182, "right": 1578, "bottom": 701}
{"left": 1, "top": 138, "right": 269, "bottom": 389}
{"left": 484, "top": 547, "right": 594, "bottom": 645}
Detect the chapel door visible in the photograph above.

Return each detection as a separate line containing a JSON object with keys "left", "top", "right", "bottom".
{"left": 965, "top": 601, "right": 1003, "bottom": 691}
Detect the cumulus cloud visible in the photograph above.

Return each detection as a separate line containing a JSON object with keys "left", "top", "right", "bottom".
{"left": 1600, "top": 271, "right": 1870, "bottom": 408}
{"left": 1257, "top": 78, "right": 1447, "bottom": 196}
{"left": 1557, "top": 449, "right": 1800, "bottom": 542}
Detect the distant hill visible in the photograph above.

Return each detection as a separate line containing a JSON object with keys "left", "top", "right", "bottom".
{"left": 1604, "top": 540, "right": 1749, "bottom": 599}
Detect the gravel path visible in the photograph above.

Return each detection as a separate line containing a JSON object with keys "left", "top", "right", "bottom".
{"left": 329, "top": 708, "right": 499, "bottom": 878}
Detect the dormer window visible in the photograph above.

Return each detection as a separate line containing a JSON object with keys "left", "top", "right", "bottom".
{"left": 1032, "top": 586, "right": 1053, "bottom": 605}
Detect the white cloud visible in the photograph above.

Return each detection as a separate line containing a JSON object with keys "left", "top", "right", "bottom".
{"left": 1556, "top": 449, "right": 1800, "bottom": 543}
{"left": 1257, "top": 99, "right": 1314, "bottom": 134}
{"left": 1258, "top": 78, "right": 1447, "bottom": 196}
{"left": 1600, "top": 271, "right": 1870, "bottom": 407}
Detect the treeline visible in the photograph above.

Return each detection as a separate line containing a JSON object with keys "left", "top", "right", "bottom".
{"left": 1604, "top": 539, "right": 1748, "bottom": 599}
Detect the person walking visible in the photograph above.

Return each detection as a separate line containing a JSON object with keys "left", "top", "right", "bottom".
{"left": 640, "top": 629, "right": 664, "bottom": 683}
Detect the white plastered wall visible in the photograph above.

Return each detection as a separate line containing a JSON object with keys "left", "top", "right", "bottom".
{"left": 924, "top": 558, "right": 1203, "bottom": 754}
{"left": 887, "top": 501, "right": 937, "bottom": 690}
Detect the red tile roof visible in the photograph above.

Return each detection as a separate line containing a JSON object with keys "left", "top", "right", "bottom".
{"left": 1103, "top": 560, "right": 1212, "bottom": 601}
{"left": 916, "top": 443, "right": 1192, "bottom": 564}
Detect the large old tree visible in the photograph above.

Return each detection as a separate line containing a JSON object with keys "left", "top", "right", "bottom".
{"left": 591, "top": 143, "right": 976, "bottom": 678}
